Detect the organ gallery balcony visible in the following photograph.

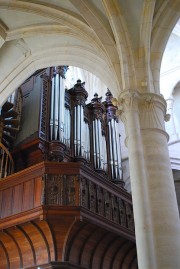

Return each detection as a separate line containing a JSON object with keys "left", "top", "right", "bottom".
{"left": 0, "top": 161, "right": 137, "bottom": 269}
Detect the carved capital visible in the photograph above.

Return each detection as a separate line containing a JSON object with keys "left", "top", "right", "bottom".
{"left": 118, "top": 89, "right": 139, "bottom": 113}
{"left": 139, "top": 93, "right": 167, "bottom": 132}
{"left": 118, "top": 90, "right": 168, "bottom": 131}
{"left": 117, "top": 90, "right": 169, "bottom": 142}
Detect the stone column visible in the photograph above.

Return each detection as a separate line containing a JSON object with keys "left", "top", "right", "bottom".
{"left": 119, "top": 90, "right": 180, "bottom": 269}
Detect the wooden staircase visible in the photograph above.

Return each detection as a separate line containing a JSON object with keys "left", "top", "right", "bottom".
{"left": 0, "top": 142, "right": 14, "bottom": 178}
{"left": 0, "top": 88, "right": 22, "bottom": 178}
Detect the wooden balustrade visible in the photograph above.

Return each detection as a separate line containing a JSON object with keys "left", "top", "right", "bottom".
{"left": 0, "top": 142, "right": 14, "bottom": 178}
{"left": 0, "top": 162, "right": 134, "bottom": 235}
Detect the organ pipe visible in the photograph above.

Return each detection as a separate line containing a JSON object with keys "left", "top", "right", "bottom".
{"left": 49, "top": 66, "right": 69, "bottom": 145}
{"left": 88, "top": 93, "right": 107, "bottom": 173}
{"left": 68, "top": 80, "right": 89, "bottom": 161}
{"left": 103, "top": 89, "right": 123, "bottom": 185}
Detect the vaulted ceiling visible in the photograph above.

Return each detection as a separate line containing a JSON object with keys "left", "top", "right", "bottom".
{"left": 0, "top": 0, "right": 179, "bottom": 105}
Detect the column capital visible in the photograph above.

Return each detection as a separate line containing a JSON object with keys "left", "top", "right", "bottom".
{"left": 117, "top": 90, "right": 169, "bottom": 140}
{"left": 118, "top": 89, "right": 139, "bottom": 112}
{"left": 118, "top": 90, "right": 167, "bottom": 113}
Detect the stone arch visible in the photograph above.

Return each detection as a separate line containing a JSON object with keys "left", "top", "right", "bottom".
{"left": 0, "top": 41, "right": 120, "bottom": 106}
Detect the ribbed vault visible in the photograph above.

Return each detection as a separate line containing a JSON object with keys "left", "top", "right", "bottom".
{"left": 0, "top": 0, "right": 179, "bottom": 106}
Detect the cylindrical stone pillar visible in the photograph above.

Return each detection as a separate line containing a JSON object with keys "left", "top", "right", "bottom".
{"left": 119, "top": 90, "right": 180, "bottom": 269}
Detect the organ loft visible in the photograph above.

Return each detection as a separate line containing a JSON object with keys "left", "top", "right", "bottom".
{"left": 0, "top": 66, "right": 137, "bottom": 269}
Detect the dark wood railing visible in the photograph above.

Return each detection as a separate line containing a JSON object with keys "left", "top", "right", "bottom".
{"left": 0, "top": 162, "right": 134, "bottom": 236}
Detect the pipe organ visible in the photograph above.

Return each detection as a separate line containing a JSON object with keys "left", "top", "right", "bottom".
{"left": 2, "top": 66, "right": 123, "bottom": 186}
{"left": 38, "top": 66, "right": 123, "bottom": 185}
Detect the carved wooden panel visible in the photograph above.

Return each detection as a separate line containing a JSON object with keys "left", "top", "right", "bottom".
{"left": 104, "top": 190, "right": 111, "bottom": 220}
{"left": 118, "top": 198, "right": 127, "bottom": 227}
{"left": 97, "top": 186, "right": 104, "bottom": 216}
{"left": 112, "top": 195, "right": 119, "bottom": 223}
{"left": 125, "top": 202, "right": 134, "bottom": 231}
{"left": 44, "top": 174, "right": 76, "bottom": 206}
{"left": 80, "top": 177, "right": 89, "bottom": 208}
{"left": 89, "top": 181, "right": 96, "bottom": 213}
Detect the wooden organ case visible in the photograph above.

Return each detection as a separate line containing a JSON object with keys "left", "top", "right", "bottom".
{"left": 0, "top": 67, "right": 138, "bottom": 269}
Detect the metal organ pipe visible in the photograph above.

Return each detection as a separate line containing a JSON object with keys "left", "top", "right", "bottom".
{"left": 74, "top": 106, "right": 77, "bottom": 155}
{"left": 49, "top": 66, "right": 70, "bottom": 147}
{"left": 89, "top": 93, "right": 107, "bottom": 173}
{"left": 50, "top": 73, "right": 55, "bottom": 140}
{"left": 117, "top": 123, "right": 122, "bottom": 179}
{"left": 108, "top": 121, "right": 113, "bottom": 178}
{"left": 74, "top": 104, "right": 89, "bottom": 158}
{"left": 60, "top": 75, "right": 65, "bottom": 143}
{"left": 55, "top": 71, "right": 59, "bottom": 140}
{"left": 104, "top": 89, "right": 123, "bottom": 183}
{"left": 69, "top": 80, "right": 89, "bottom": 160}
{"left": 93, "top": 120, "right": 97, "bottom": 167}
{"left": 77, "top": 105, "right": 80, "bottom": 155}
{"left": 64, "top": 107, "right": 70, "bottom": 147}
{"left": 84, "top": 122, "right": 90, "bottom": 160}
